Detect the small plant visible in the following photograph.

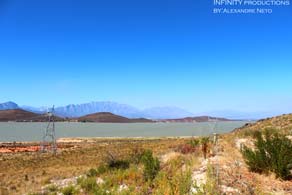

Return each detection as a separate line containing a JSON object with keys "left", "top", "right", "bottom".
{"left": 141, "top": 150, "right": 160, "bottom": 182}
{"left": 86, "top": 168, "right": 98, "bottom": 177}
{"left": 96, "top": 164, "right": 108, "bottom": 175}
{"left": 129, "top": 147, "right": 145, "bottom": 164}
{"left": 177, "top": 170, "right": 192, "bottom": 194}
{"left": 200, "top": 137, "right": 210, "bottom": 159}
{"left": 189, "top": 138, "right": 200, "bottom": 147}
{"left": 108, "top": 159, "right": 130, "bottom": 170}
{"left": 47, "top": 184, "right": 58, "bottom": 192}
{"left": 24, "top": 174, "right": 29, "bottom": 181}
{"left": 61, "top": 185, "right": 76, "bottom": 195}
{"left": 241, "top": 130, "right": 292, "bottom": 180}
{"left": 204, "top": 163, "right": 220, "bottom": 195}
{"left": 106, "top": 151, "right": 130, "bottom": 170}
{"left": 80, "top": 177, "right": 98, "bottom": 192}
{"left": 177, "top": 138, "right": 200, "bottom": 154}
{"left": 178, "top": 144, "right": 197, "bottom": 154}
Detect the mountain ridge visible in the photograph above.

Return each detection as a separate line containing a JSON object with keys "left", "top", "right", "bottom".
{"left": 0, "top": 101, "right": 193, "bottom": 119}
{"left": 0, "top": 101, "right": 276, "bottom": 120}
{"left": 0, "top": 109, "right": 64, "bottom": 122}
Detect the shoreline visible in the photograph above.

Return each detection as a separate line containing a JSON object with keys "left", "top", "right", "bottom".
{"left": 0, "top": 136, "right": 197, "bottom": 145}
{"left": 0, "top": 136, "right": 196, "bottom": 154}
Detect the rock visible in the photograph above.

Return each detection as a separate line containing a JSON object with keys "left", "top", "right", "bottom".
{"left": 161, "top": 152, "right": 180, "bottom": 163}
{"left": 191, "top": 170, "right": 207, "bottom": 193}
{"left": 96, "top": 177, "right": 104, "bottom": 185}
{"left": 118, "top": 184, "right": 129, "bottom": 192}
{"left": 235, "top": 138, "right": 251, "bottom": 150}
{"left": 221, "top": 185, "right": 240, "bottom": 193}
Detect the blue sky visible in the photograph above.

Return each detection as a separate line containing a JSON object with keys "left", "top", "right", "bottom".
{"left": 0, "top": 0, "right": 291, "bottom": 114}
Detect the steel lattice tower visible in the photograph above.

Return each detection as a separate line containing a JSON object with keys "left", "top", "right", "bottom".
{"left": 40, "top": 106, "right": 57, "bottom": 154}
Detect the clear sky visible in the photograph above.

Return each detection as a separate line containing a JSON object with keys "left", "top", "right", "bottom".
{"left": 0, "top": 0, "right": 291, "bottom": 114}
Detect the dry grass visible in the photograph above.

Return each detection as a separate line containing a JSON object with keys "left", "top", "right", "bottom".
{"left": 0, "top": 138, "right": 188, "bottom": 195}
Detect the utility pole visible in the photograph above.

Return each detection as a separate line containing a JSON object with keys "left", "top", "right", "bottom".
{"left": 208, "top": 116, "right": 219, "bottom": 184}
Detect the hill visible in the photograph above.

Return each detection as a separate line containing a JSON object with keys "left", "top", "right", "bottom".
{"left": 0, "top": 109, "right": 64, "bottom": 122}
{"left": 0, "top": 101, "right": 19, "bottom": 110}
{"left": 233, "top": 113, "right": 292, "bottom": 134}
{"left": 77, "top": 112, "right": 153, "bottom": 123}
{"left": 159, "top": 116, "right": 232, "bottom": 123}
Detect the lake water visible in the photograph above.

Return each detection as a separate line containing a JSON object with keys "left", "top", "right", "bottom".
{"left": 0, "top": 121, "right": 248, "bottom": 142}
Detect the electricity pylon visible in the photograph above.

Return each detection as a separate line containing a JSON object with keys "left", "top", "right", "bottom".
{"left": 40, "top": 106, "right": 57, "bottom": 154}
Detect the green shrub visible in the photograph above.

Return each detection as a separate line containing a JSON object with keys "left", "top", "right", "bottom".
{"left": 241, "top": 130, "right": 292, "bottom": 180}
{"left": 47, "top": 184, "right": 58, "bottom": 192}
{"left": 105, "top": 152, "right": 130, "bottom": 170}
{"left": 177, "top": 170, "right": 192, "bottom": 194}
{"left": 78, "top": 177, "right": 110, "bottom": 195}
{"left": 96, "top": 164, "right": 108, "bottom": 175}
{"left": 87, "top": 168, "right": 98, "bottom": 177}
{"left": 189, "top": 138, "right": 200, "bottom": 147}
{"left": 108, "top": 159, "right": 130, "bottom": 170}
{"left": 177, "top": 138, "right": 200, "bottom": 154}
{"left": 130, "top": 147, "right": 145, "bottom": 164}
{"left": 141, "top": 150, "right": 160, "bottom": 182}
{"left": 200, "top": 137, "right": 210, "bottom": 159}
{"left": 61, "top": 185, "right": 76, "bottom": 195}
{"left": 80, "top": 177, "right": 98, "bottom": 192}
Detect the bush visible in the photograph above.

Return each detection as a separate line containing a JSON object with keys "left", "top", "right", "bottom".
{"left": 105, "top": 151, "right": 130, "bottom": 170}
{"left": 189, "top": 138, "right": 200, "bottom": 147}
{"left": 141, "top": 150, "right": 160, "bottom": 182}
{"left": 177, "top": 170, "right": 192, "bottom": 194}
{"left": 47, "top": 184, "right": 58, "bottom": 192}
{"left": 178, "top": 144, "right": 198, "bottom": 154}
{"left": 86, "top": 168, "right": 98, "bottom": 177}
{"left": 241, "top": 130, "right": 292, "bottom": 180}
{"left": 96, "top": 164, "right": 108, "bottom": 175}
{"left": 79, "top": 177, "right": 98, "bottom": 193}
{"left": 108, "top": 159, "right": 130, "bottom": 170}
{"left": 200, "top": 137, "right": 210, "bottom": 159}
{"left": 176, "top": 138, "right": 200, "bottom": 154}
{"left": 61, "top": 185, "right": 76, "bottom": 195}
{"left": 129, "top": 147, "right": 145, "bottom": 164}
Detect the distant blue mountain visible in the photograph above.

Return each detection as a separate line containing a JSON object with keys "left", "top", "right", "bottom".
{"left": 54, "top": 102, "right": 143, "bottom": 118}
{"left": 0, "top": 101, "right": 279, "bottom": 120}
{"left": 16, "top": 101, "right": 194, "bottom": 119}
{"left": 198, "top": 110, "right": 279, "bottom": 120}
{"left": 21, "top": 105, "right": 50, "bottom": 114}
{"left": 143, "top": 107, "right": 194, "bottom": 119}
{"left": 0, "top": 101, "right": 19, "bottom": 110}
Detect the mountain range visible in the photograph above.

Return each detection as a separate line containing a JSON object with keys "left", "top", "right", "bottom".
{"left": 0, "top": 109, "right": 153, "bottom": 123}
{"left": 0, "top": 101, "right": 194, "bottom": 119}
{"left": 0, "top": 101, "right": 276, "bottom": 120}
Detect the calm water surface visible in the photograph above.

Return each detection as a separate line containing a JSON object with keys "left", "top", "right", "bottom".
{"left": 0, "top": 121, "right": 248, "bottom": 142}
